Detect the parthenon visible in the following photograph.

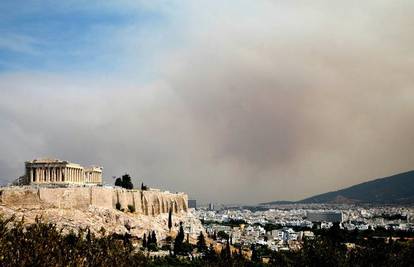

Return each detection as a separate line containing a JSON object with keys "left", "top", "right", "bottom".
{"left": 19, "top": 159, "right": 102, "bottom": 186}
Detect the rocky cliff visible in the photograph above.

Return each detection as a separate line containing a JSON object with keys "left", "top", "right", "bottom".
{"left": 0, "top": 186, "right": 202, "bottom": 241}
{"left": 0, "top": 186, "right": 188, "bottom": 215}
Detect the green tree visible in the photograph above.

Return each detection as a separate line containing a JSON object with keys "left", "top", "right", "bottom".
{"left": 174, "top": 222, "right": 185, "bottom": 255}
{"left": 217, "top": 230, "right": 229, "bottom": 240}
{"left": 115, "top": 177, "right": 122, "bottom": 187}
{"left": 127, "top": 205, "right": 135, "bottom": 213}
{"left": 197, "top": 231, "right": 207, "bottom": 252}
{"left": 168, "top": 208, "right": 173, "bottom": 232}
{"left": 151, "top": 231, "right": 157, "bottom": 245}
{"left": 114, "top": 174, "right": 134, "bottom": 189}
{"left": 142, "top": 233, "right": 147, "bottom": 248}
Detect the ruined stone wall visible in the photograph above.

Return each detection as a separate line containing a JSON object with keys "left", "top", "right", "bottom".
{"left": 0, "top": 186, "right": 188, "bottom": 215}
{"left": 112, "top": 189, "right": 188, "bottom": 215}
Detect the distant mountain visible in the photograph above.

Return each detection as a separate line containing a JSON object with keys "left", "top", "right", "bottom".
{"left": 262, "top": 170, "right": 414, "bottom": 205}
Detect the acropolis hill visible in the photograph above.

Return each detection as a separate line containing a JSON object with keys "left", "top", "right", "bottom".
{"left": 0, "top": 159, "right": 202, "bottom": 240}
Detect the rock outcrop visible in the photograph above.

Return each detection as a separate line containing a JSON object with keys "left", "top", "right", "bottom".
{"left": 0, "top": 186, "right": 202, "bottom": 241}
{"left": 0, "top": 186, "right": 188, "bottom": 215}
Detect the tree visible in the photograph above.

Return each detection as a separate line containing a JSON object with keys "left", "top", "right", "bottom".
{"left": 122, "top": 174, "right": 134, "bottom": 189}
{"left": 197, "top": 231, "right": 207, "bottom": 252}
{"left": 220, "top": 239, "right": 231, "bottom": 260}
{"left": 217, "top": 230, "right": 229, "bottom": 240}
{"left": 147, "top": 232, "right": 152, "bottom": 245}
{"left": 251, "top": 244, "right": 260, "bottom": 262}
{"left": 142, "top": 233, "right": 147, "bottom": 248}
{"left": 168, "top": 208, "right": 173, "bottom": 232}
{"left": 114, "top": 174, "right": 134, "bottom": 189}
{"left": 147, "top": 231, "right": 158, "bottom": 252}
{"left": 174, "top": 222, "right": 185, "bottom": 255}
{"left": 151, "top": 231, "right": 157, "bottom": 245}
{"left": 127, "top": 205, "right": 135, "bottom": 213}
{"left": 115, "top": 178, "right": 122, "bottom": 187}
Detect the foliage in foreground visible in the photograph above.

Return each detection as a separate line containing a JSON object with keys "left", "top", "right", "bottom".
{"left": 1, "top": 216, "right": 414, "bottom": 267}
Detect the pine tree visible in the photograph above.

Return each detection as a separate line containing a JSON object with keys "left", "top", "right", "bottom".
{"left": 251, "top": 244, "right": 259, "bottom": 262}
{"left": 151, "top": 231, "right": 157, "bottom": 245}
{"left": 220, "top": 239, "right": 231, "bottom": 259}
{"left": 121, "top": 174, "right": 134, "bottom": 189}
{"left": 115, "top": 177, "right": 122, "bottom": 187}
{"left": 197, "top": 231, "right": 207, "bottom": 252}
{"left": 143, "top": 233, "right": 147, "bottom": 248}
{"left": 168, "top": 208, "right": 173, "bottom": 232}
{"left": 174, "top": 221, "right": 185, "bottom": 255}
{"left": 147, "top": 232, "right": 152, "bottom": 245}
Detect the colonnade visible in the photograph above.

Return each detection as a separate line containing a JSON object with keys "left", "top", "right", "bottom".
{"left": 28, "top": 166, "right": 84, "bottom": 184}
{"left": 85, "top": 171, "right": 101, "bottom": 184}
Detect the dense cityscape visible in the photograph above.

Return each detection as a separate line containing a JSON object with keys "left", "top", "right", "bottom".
{"left": 192, "top": 202, "right": 414, "bottom": 252}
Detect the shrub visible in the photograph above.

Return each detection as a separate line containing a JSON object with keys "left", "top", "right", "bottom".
{"left": 116, "top": 202, "right": 121, "bottom": 210}
{"left": 128, "top": 205, "right": 135, "bottom": 213}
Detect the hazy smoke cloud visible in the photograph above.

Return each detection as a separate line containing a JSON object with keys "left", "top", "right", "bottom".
{"left": 1, "top": 1, "right": 414, "bottom": 203}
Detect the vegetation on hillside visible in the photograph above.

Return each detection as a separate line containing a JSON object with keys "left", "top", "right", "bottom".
{"left": 1, "top": 216, "right": 413, "bottom": 266}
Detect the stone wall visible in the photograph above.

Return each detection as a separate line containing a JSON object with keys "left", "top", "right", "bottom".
{"left": 0, "top": 186, "right": 188, "bottom": 215}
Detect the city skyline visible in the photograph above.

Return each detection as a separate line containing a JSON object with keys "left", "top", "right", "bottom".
{"left": 1, "top": 1, "right": 414, "bottom": 203}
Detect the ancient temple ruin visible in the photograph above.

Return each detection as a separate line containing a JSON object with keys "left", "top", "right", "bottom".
{"left": 18, "top": 158, "right": 102, "bottom": 186}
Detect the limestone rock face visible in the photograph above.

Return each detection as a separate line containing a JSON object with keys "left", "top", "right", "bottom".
{"left": 0, "top": 186, "right": 202, "bottom": 241}
{"left": 0, "top": 186, "right": 188, "bottom": 215}
{"left": 0, "top": 205, "right": 204, "bottom": 241}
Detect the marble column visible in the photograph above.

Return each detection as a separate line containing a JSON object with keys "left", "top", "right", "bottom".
{"left": 30, "top": 168, "right": 34, "bottom": 182}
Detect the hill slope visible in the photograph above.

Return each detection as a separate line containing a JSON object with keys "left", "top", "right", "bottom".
{"left": 300, "top": 170, "right": 414, "bottom": 204}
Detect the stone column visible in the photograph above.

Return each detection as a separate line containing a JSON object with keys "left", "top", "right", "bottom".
{"left": 30, "top": 168, "right": 34, "bottom": 183}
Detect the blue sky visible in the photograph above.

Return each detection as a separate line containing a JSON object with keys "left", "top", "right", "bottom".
{"left": 0, "top": 1, "right": 175, "bottom": 76}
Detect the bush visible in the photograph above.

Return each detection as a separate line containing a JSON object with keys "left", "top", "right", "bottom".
{"left": 115, "top": 202, "right": 121, "bottom": 210}
{"left": 128, "top": 205, "right": 135, "bottom": 213}
{"left": 0, "top": 216, "right": 148, "bottom": 267}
